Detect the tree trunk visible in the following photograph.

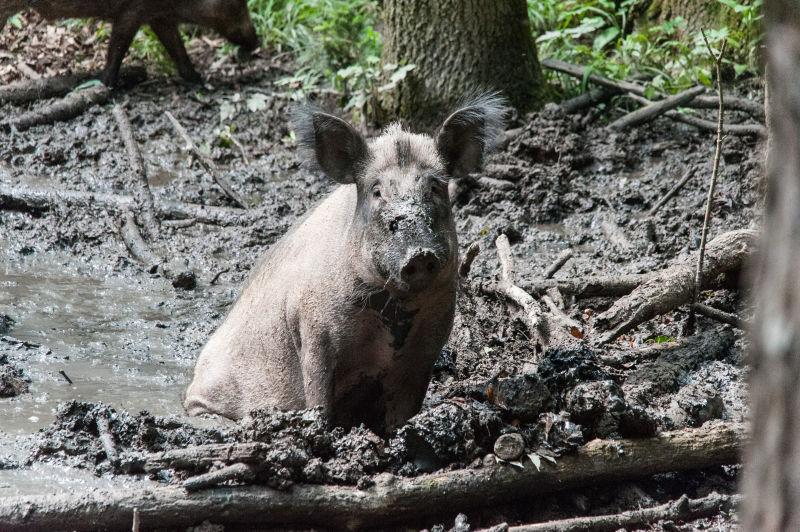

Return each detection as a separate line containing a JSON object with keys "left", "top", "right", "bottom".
{"left": 381, "top": 0, "right": 546, "bottom": 125}
{"left": 645, "top": 0, "right": 752, "bottom": 30}
{"left": 742, "top": 1, "right": 800, "bottom": 531}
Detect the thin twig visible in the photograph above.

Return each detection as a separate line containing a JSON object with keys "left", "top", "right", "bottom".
{"left": 609, "top": 85, "right": 705, "bottom": 130}
{"left": 692, "top": 302, "right": 746, "bottom": 329}
{"left": 544, "top": 249, "right": 574, "bottom": 279}
{"left": 688, "top": 32, "right": 728, "bottom": 333}
{"left": 648, "top": 168, "right": 695, "bottom": 217}
{"left": 132, "top": 508, "right": 140, "bottom": 532}
{"left": 119, "top": 210, "right": 162, "bottom": 272}
{"left": 165, "top": 111, "right": 249, "bottom": 209}
{"left": 58, "top": 370, "right": 73, "bottom": 385}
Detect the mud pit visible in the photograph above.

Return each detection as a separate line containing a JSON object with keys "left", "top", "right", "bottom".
{"left": 0, "top": 20, "right": 764, "bottom": 529}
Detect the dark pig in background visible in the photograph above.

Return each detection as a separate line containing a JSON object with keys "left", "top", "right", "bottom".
{"left": 185, "top": 94, "right": 508, "bottom": 434}
{"left": 0, "top": 0, "right": 259, "bottom": 85}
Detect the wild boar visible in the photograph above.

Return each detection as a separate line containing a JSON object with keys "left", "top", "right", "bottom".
{"left": 1, "top": 0, "right": 258, "bottom": 86}
{"left": 185, "top": 94, "right": 507, "bottom": 433}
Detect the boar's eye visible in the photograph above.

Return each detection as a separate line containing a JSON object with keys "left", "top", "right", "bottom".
{"left": 372, "top": 185, "right": 382, "bottom": 200}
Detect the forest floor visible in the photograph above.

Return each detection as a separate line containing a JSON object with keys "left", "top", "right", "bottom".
{"left": 0, "top": 15, "right": 765, "bottom": 532}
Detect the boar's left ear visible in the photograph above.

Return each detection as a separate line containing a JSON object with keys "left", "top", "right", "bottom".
{"left": 435, "top": 92, "right": 508, "bottom": 178}
{"left": 293, "top": 106, "right": 369, "bottom": 184}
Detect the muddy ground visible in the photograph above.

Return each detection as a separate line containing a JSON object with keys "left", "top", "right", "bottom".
{"left": 0, "top": 14, "right": 764, "bottom": 532}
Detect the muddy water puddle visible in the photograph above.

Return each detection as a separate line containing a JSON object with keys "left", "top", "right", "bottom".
{"left": 0, "top": 249, "right": 203, "bottom": 435}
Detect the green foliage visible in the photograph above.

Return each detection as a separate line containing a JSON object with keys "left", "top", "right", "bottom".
{"left": 249, "top": 0, "right": 383, "bottom": 100}
{"left": 528, "top": 0, "right": 763, "bottom": 97}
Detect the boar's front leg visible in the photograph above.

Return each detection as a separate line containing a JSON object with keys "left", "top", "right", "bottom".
{"left": 103, "top": 12, "right": 143, "bottom": 87}
{"left": 149, "top": 19, "right": 202, "bottom": 83}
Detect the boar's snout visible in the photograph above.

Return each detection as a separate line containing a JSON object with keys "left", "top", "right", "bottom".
{"left": 400, "top": 249, "right": 442, "bottom": 292}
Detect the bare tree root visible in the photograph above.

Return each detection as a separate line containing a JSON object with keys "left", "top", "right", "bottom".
{"left": 459, "top": 242, "right": 481, "bottom": 278}
{"left": 609, "top": 85, "right": 705, "bottom": 131}
{"left": 0, "top": 422, "right": 744, "bottom": 531}
{"left": 0, "top": 67, "right": 145, "bottom": 105}
{"left": 501, "top": 492, "right": 741, "bottom": 532}
{"left": 0, "top": 184, "right": 251, "bottom": 226}
{"left": 492, "top": 234, "right": 580, "bottom": 348}
{"left": 692, "top": 303, "right": 746, "bottom": 329}
{"left": 594, "top": 229, "right": 757, "bottom": 344}
{"left": 119, "top": 210, "right": 162, "bottom": 272}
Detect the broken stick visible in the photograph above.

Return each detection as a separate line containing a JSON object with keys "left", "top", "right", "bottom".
{"left": 113, "top": 105, "right": 161, "bottom": 242}
{"left": 647, "top": 169, "right": 695, "bottom": 217}
{"left": 544, "top": 249, "right": 574, "bottom": 279}
{"left": 692, "top": 302, "right": 746, "bottom": 329}
{"left": 119, "top": 210, "right": 162, "bottom": 272}
{"left": 0, "top": 422, "right": 744, "bottom": 531}
{"left": 0, "top": 183, "right": 250, "bottom": 226}
{"left": 96, "top": 414, "right": 120, "bottom": 470}
{"left": 165, "top": 111, "right": 249, "bottom": 209}
{"left": 609, "top": 85, "right": 706, "bottom": 131}
{"left": 459, "top": 242, "right": 481, "bottom": 278}
{"left": 493, "top": 235, "right": 575, "bottom": 348}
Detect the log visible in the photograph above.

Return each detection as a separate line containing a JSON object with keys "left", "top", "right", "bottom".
{"left": 0, "top": 67, "right": 146, "bottom": 105}
{"left": 595, "top": 229, "right": 756, "bottom": 344}
{"left": 0, "top": 184, "right": 251, "bottom": 226}
{"left": 4, "top": 85, "right": 110, "bottom": 132}
{"left": 609, "top": 85, "right": 705, "bottom": 131}
{"left": 504, "top": 492, "right": 742, "bottom": 532}
{"left": 125, "top": 442, "right": 268, "bottom": 473}
{"left": 0, "top": 423, "right": 745, "bottom": 531}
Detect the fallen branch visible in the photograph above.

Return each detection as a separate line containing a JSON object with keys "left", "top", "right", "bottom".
{"left": 647, "top": 169, "right": 695, "bottom": 217}
{"left": 505, "top": 492, "right": 741, "bottom": 532}
{"left": 543, "top": 59, "right": 765, "bottom": 121}
{"left": 544, "top": 249, "right": 573, "bottom": 279}
{"left": 183, "top": 463, "right": 257, "bottom": 492}
{"left": 0, "top": 67, "right": 145, "bottom": 105}
{"left": 119, "top": 210, "right": 162, "bottom": 272}
{"left": 493, "top": 235, "right": 575, "bottom": 348}
{"left": 479, "top": 176, "right": 516, "bottom": 190}
{"left": 124, "top": 442, "right": 268, "bottom": 473}
{"left": 594, "top": 229, "right": 756, "bottom": 344}
{"left": 2, "top": 69, "right": 147, "bottom": 132}
{"left": 561, "top": 87, "right": 614, "bottom": 114}
{"left": 692, "top": 302, "right": 746, "bottom": 329}
{"left": 165, "top": 111, "right": 249, "bottom": 209}
{"left": 626, "top": 93, "right": 767, "bottom": 138}
{"left": 113, "top": 105, "right": 161, "bottom": 242}
{"left": 0, "top": 184, "right": 250, "bottom": 226}
{"left": 527, "top": 274, "right": 656, "bottom": 299}
{"left": 0, "top": 422, "right": 744, "bottom": 531}
{"left": 609, "top": 85, "right": 705, "bottom": 131}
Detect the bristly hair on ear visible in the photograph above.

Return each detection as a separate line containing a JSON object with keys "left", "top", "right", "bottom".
{"left": 436, "top": 90, "right": 509, "bottom": 178}
{"left": 290, "top": 103, "right": 370, "bottom": 184}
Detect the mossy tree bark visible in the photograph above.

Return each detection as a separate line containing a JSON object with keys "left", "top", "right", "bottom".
{"left": 742, "top": 1, "right": 800, "bottom": 531}
{"left": 380, "top": 0, "right": 546, "bottom": 126}
{"left": 645, "top": 0, "right": 756, "bottom": 30}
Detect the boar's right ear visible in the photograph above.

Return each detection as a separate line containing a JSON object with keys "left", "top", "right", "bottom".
{"left": 293, "top": 107, "right": 369, "bottom": 184}
{"left": 435, "top": 92, "right": 508, "bottom": 178}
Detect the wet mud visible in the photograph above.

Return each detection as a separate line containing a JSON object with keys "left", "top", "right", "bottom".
{"left": 0, "top": 18, "right": 765, "bottom": 529}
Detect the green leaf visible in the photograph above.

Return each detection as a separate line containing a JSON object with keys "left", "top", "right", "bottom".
{"left": 593, "top": 26, "right": 620, "bottom": 52}
{"left": 8, "top": 13, "right": 22, "bottom": 29}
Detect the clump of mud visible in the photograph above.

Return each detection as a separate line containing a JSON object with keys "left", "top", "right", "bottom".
{"left": 0, "top": 353, "right": 29, "bottom": 397}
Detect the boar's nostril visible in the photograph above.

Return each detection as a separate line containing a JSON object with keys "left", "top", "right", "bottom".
{"left": 400, "top": 250, "right": 442, "bottom": 291}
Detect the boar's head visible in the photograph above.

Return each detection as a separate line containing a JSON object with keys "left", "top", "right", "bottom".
{"left": 198, "top": 0, "right": 259, "bottom": 52}
{"left": 295, "top": 93, "right": 507, "bottom": 298}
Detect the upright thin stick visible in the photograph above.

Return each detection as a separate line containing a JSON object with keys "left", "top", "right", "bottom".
{"left": 688, "top": 32, "right": 728, "bottom": 332}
